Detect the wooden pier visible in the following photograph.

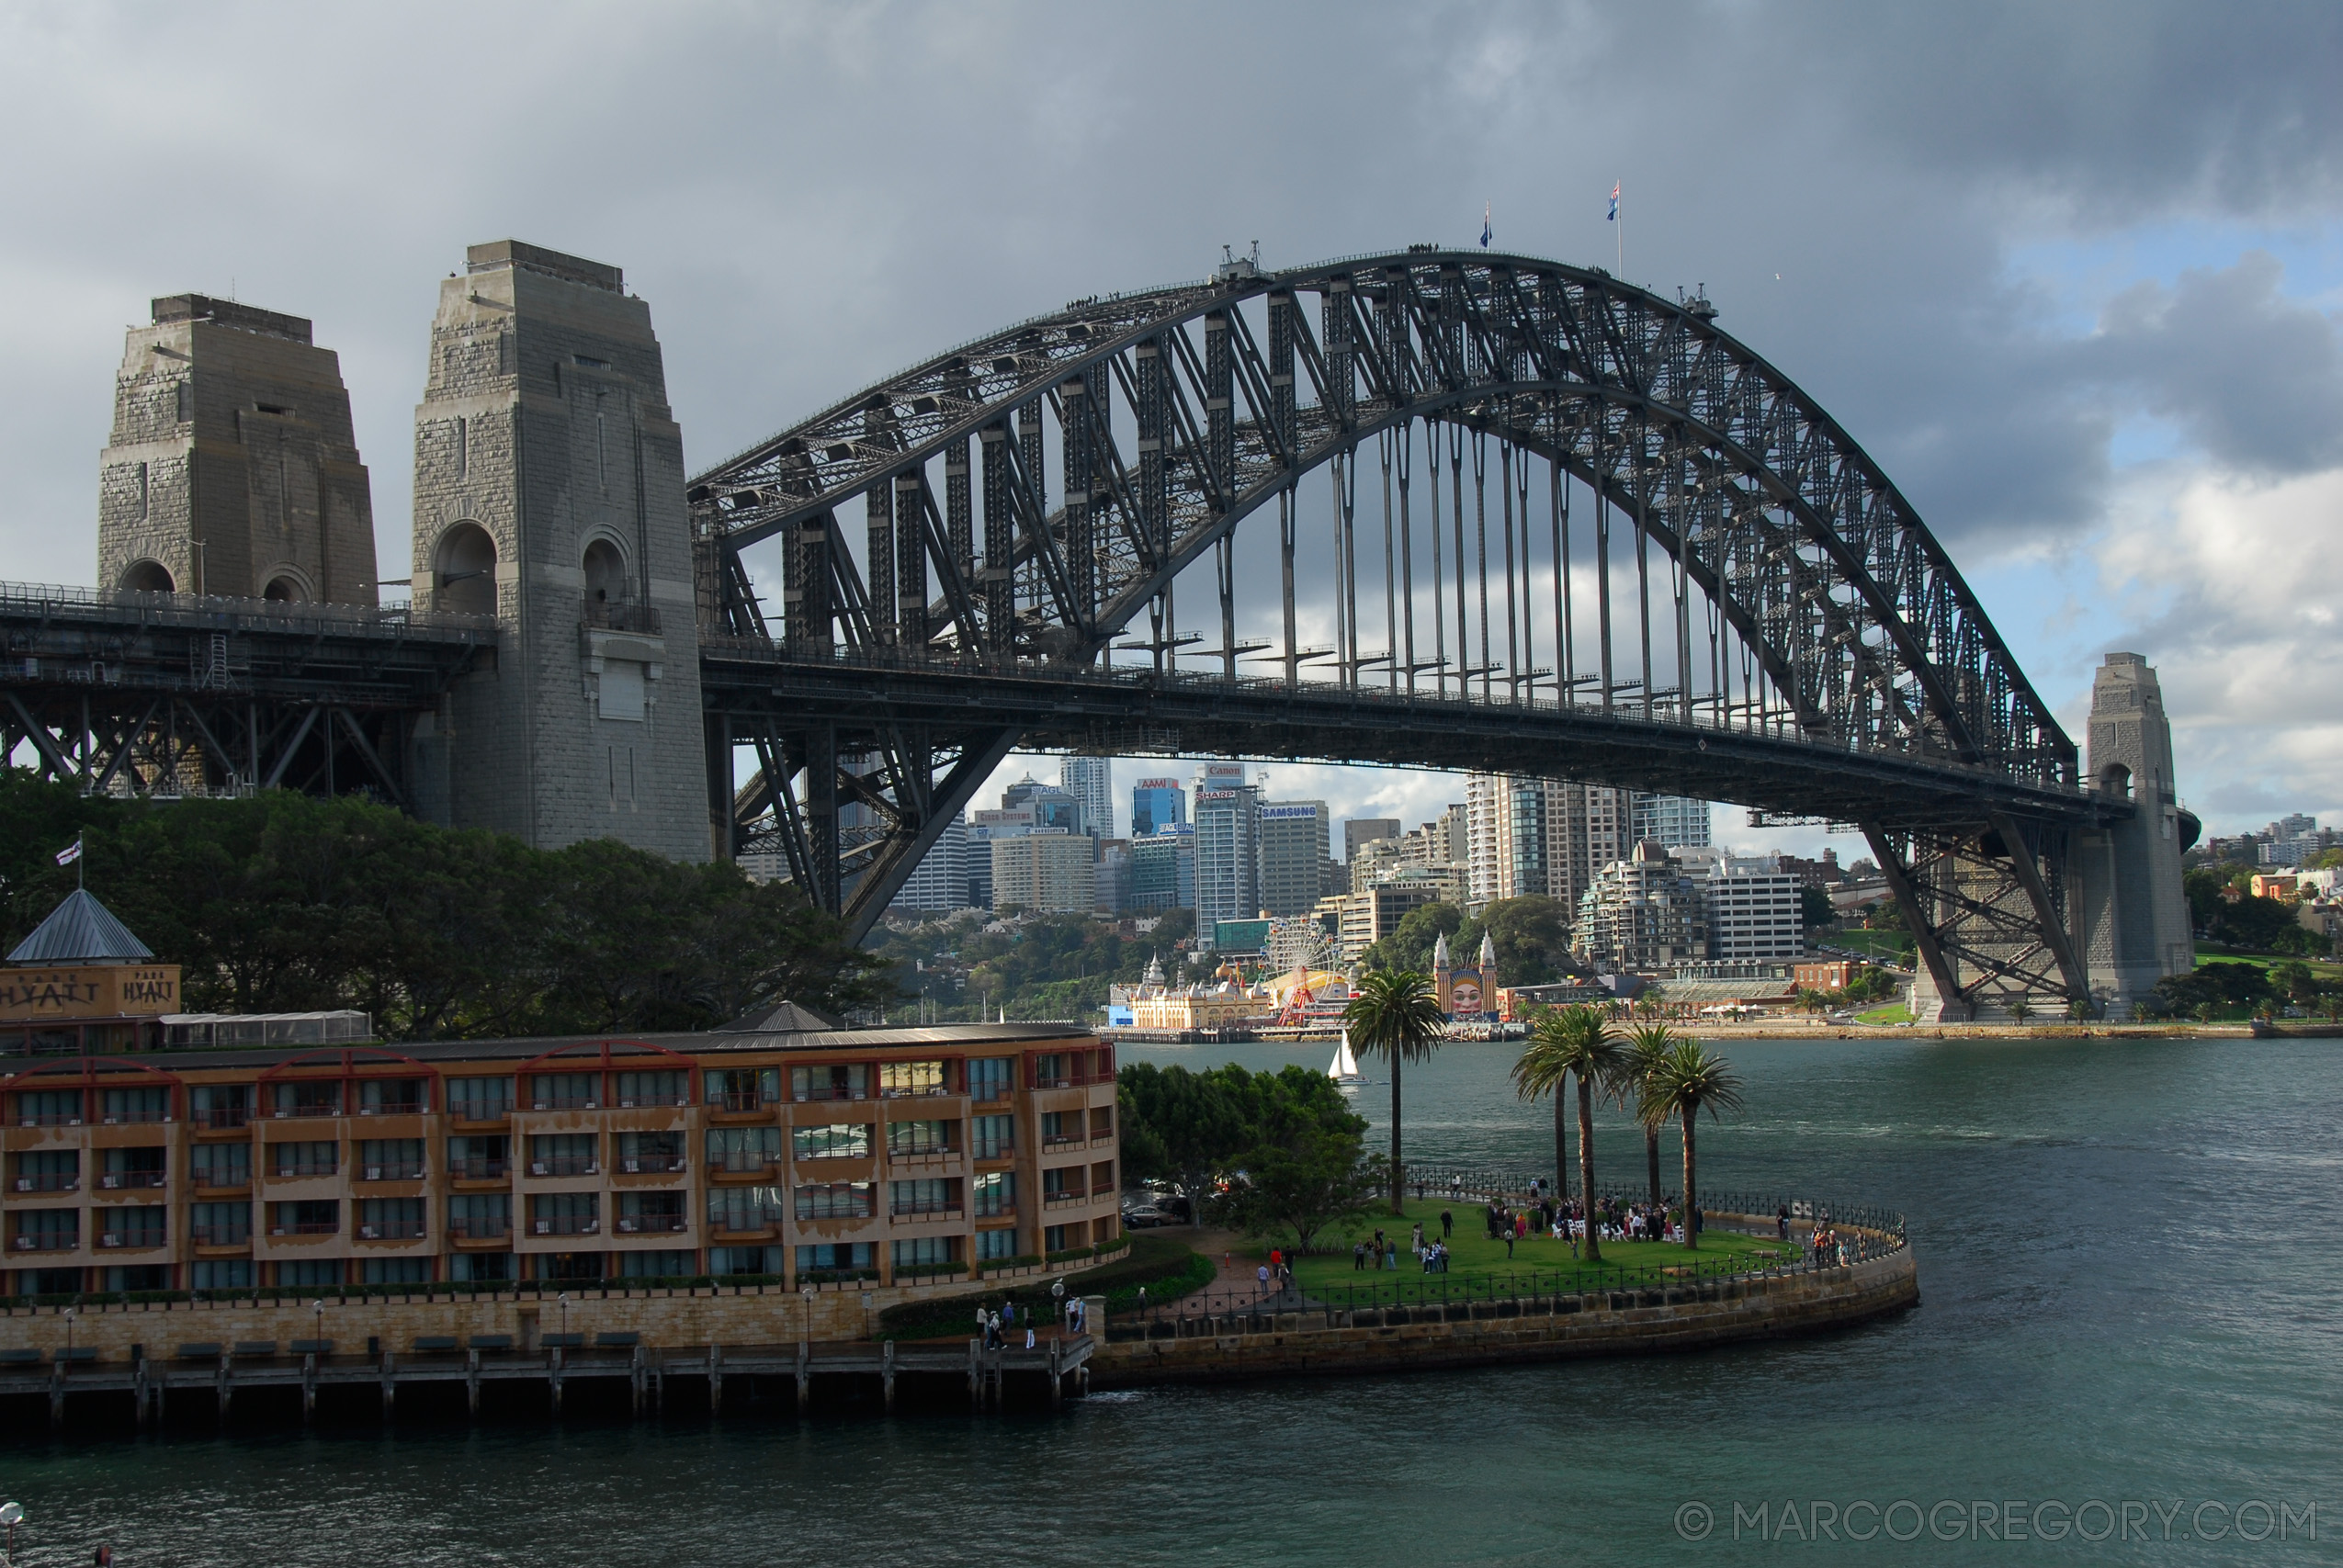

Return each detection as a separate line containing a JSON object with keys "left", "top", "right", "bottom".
{"left": 0, "top": 1333, "right": 1093, "bottom": 1429}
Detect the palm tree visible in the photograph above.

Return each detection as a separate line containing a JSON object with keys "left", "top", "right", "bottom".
{"left": 1641, "top": 1037, "right": 1745, "bottom": 1250}
{"left": 1511, "top": 1006, "right": 1624, "bottom": 1261}
{"left": 1342, "top": 969, "right": 1446, "bottom": 1215}
{"left": 2006, "top": 995, "right": 2032, "bottom": 1025}
{"left": 1624, "top": 1023, "right": 1675, "bottom": 1208}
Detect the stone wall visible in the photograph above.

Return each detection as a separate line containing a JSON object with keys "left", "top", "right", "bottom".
{"left": 1090, "top": 1249, "right": 1917, "bottom": 1387}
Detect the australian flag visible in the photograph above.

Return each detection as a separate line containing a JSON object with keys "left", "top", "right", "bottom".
{"left": 1609, "top": 182, "right": 1620, "bottom": 221}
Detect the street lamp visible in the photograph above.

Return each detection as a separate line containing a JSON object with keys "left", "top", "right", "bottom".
{"left": 311, "top": 1299, "right": 324, "bottom": 1348}
{"left": 0, "top": 1500, "right": 22, "bottom": 1568}
{"left": 62, "top": 1308, "right": 74, "bottom": 1363}
{"left": 1051, "top": 1278, "right": 1066, "bottom": 1332}
{"left": 558, "top": 1292, "right": 570, "bottom": 1344}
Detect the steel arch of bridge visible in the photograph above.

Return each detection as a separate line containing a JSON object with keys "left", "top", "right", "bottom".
{"left": 687, "top": 248, "right": 2119, "bottom": 1015}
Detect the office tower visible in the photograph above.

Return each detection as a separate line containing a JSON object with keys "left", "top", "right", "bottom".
{"left": 1630, "top": 793, "right": 1712, "bottom": 850}
{"left": 1060, "top": 756, "right": 1115, "bottom": 839}
{"left": 1131, "top": 776, "right": 1186, "bottom": 839}
{"left": 1257, "top": 801, "right": 1330, "bottom": 918}
{"left": 1193, "top": 785, "right": 1261, "bottom": 928}
{"left": 1344, "top": 818, "right": 1401, "bottom": 863}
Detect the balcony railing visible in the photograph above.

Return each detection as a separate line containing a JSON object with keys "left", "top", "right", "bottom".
{"left": 16, "top": 1111, "right": 85, "bottom": 1127}
{"left": 99, "top": 1108, "right": 170, "bottom": 1125}
{"left": 794, "top": 1086, "right": 868, "bottom": 1103}
{"left": 1043, "top": 1190, "right": 1089, "bottom": 1210}
{"left": 529, "top": 1157, "right": 600, "bottom": 1178}
{"left": 190, "top": 1225, "right": 250, "bottom": 1247}
{"left": 272, "top": 1102, "right": 342, "bottom": 1120}
{"left": 11, "top": 1234, "right": 77, "bottom": 1252}
{"left": 272, "top": 1161, "right": 338, "bottom": 1179}
{"left": 99, "top": 1229, "right": 167, "bottom": 1249}
{"left": 711, "top": 1090, "right": 773, "bottom": 1113}
{"left": 889, "top": 1147, "right": 959, "bottom": 1166}
{"left": 272, "top": 1221, "right": 340, "bottom": 1236}
{"left": 11, "top": 1174, "right": 76, "bottom": 1192}
{"left": 449, "top": 1104, "right": 513, "bottom": 1124}
{"left": 890, "top": 1201, "right": 964, "bottom": 1220}
{"left": 879, "top": 1085, "right": 950, "bottom": 1100}
{"left": 197, "top": 1107, "right": 251, "bottom": 1130}
{"left": 531, "top": 1215, "right": 599, "bottom": 1235}
{"left": 1042, "top": 1134, "right": 1082, "bottom": 1150}
{"left": 530, "top": 1096, "right": 599, "bottom": 1111}
{"left": 616, "top": 1214, "right": 689, "bottom": 1234}
{"left": 447, "top": 1217, "right": 510, "bottom": 1241}
{"left": 619, "top": 1155, "right": 687, "bottom": 1174}
{"left": 357, "top": 1221, "right": 426, "bottom": 1240}
{"left": 360, "top": 1162, "right": 426, "bottom": 1181}
{"left": 711, "top": 1156, "right": 778, "bottom": 1177}
{"left": 448, "top": 1157, "right": 509, "bottom": 1180}
{"left": 190, "top": 1169, "right": 251, "bottom": 1190}
{"left": 971, "top": 1142, "right": 1014, "bottom": 1161}
{"left": 357, "top": 1100, "right": 425, "bottom": 1117}
{"left": 98, "top": 1170, "right": 168, "bottom": 1190}
{"left": 615, "top": 1096, "right": 692, "bottom": 1110}
{"left": 583, "top": 598, "right": 662, "bottom": 634}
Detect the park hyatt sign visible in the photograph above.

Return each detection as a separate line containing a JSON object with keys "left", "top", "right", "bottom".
{"left": 0, "top": 964, "right": 180, "bottom": 1022}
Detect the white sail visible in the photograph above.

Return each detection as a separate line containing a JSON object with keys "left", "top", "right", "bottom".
{"left": 1330, "top": 1030, "right": 1364, "bottom": 1084}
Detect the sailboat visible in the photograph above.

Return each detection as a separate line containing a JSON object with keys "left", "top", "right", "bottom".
{"left": 1328, "top": 1029, "right": 1366, "bottom": 1089}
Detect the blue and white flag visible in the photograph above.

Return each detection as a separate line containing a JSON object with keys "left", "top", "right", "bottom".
{"left": 53, "top": 835, "right": 82, "bottom": 867}
{"left": 1479, "top": 203, "right": 1491, "bottom": 248}
{"left": 1608, "top": 182, "right": 1620, "bottom": 221}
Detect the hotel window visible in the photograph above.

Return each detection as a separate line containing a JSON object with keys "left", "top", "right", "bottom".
{"left": 790, "top": 1064, "right": 868, "bottom": 1102}
{"left": 12, "top": 1149, "right": 77, "bottom": 1193}
{"left": 617, "top": 1130, "right": 685, "bottom": 1173}
{"left": 891, "top": 1235, "right": 958, "bottom": 1269}
{"left": 972, "top": 1170, "right": 1015, "bottom": 1216}
{"left": 363, "top": 1258, "right": 431, "bottom": 1285}
{"left": 358, "top": 1140, "right": 424, "bottom": 1180}
{"left": 1041, "top": 1111, "right": 1078, "bottom": 1146}
{"left": 531, "top": 1073, "right": 598, "bottom": 1111}
{"left": 359, "top": 1078, "right": 428, "bottom": 1115}
{"left": 707, "top": 1067, "right": 779, "bottom": 1111}
{"left": 615, "top": 1069, "right": 687, "bottom": 1107}
{"left": 189, "top": 1143, "right": 249, "bottom": 1186}
{"left": 795, "top": 1242, "right": 874, "bottom": 1274}
{"left": 447, "top": 1193, "right": 510, "bottom": 1239}
{"left": 887, "top": 1120, "right": 955, "bottom": 1156}
{"left": 794, "top": 1181, "right": 875, "bottom": 1221}
{"left": 1089, "top": 1105, "right": 1115, "bottom": 1139}
{"left": 791, "top": 1123, "right": 870, "bottom": 1161}
{"left": 190, "top": 1084, "right": 248, "bottom": 1130}
{"left": 1042, "top": 1167, "right": 1084, "bottom": 1200}
{"left": 1031, "top": 1054, "right": 1070, "bottom": 1089}
{"left": 448, "top": 1252, "right": 514, "bottom": 1282}
{"left": 711, "top": 1245, "right": 787, "bottom": 1277}
{"left": 278, "top": 1259, "right": 344, "bottom": 1288}
{"left": 447, "top": 1077, "right": 513, "bottom": 1120}
{"left": 102, "top": 1086, "right": 170, "bottom": 1123}
{"left": 529, "top": 1192, "right": 598, "bottom": 1236}
{"left": 709, "top": 1186, "right": 787, "bottom": 1231}
{"left": 100, "top": 1146, "right": 165, "bottom": 1190}
{"left": 358, "top": 1198, "right": 425, "bottom": 1240}
{"left": 529, "top": 1134, "right": 598, "bottom": 1177}
{"left": 189, "top": 1201, "right": 250, "bottom": 1247}
{"left": 107, "top": 1263, "right": 170, "bottom": 1292}
{"left": 971, "top": 1114, "right": 1014, "bottom": 1159}
{"left": 976, "top": 1228, "right": 1019, "bottom": 1260}
{"left": 889, "top": 1178, "right": 957, "bottom": 1216}
{"left": 879, "top": 1060, "right": 945, "bottom": 1098}
{"left": 272, "top": 1200, "right": 340, "bottom": 1236}
{"left": 617, "top": 1249, "right": 694, "bottom": 1279}
{"left": 190, "top": 1259, "right": 252, "bottom": 1291}
{"left": 967, "top": 1057, "right": 1015, "bottom": 1100}
{"left": 447, "top": 1135, "right": 508, "bottom": 1179}
{"left": 1044, "top": 1224, "right": 1070, "bottom": 1253}
{"left": 272, "top": 1141, "right": 337, "bottom": 1179}
{"left": 272, "top": 1080, "right": 342, "bottom": 1119}
{"left": 617, "top": 1191, "right": 685, "bottom": 1234}
{"left": 99, "top": 1205, "right": 167, "bottom": 1248}
{"left": 16, "top": 1089, "right": 84, "bottom": 1126}
{"left": 707, "top": 1125, "right": 782, "bottom": 1173}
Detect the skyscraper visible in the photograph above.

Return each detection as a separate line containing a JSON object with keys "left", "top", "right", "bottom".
{"left": 890, "top": 817, "right": 969, "bottom": 913}
{"left": 1130, "top": 824, "right": 1195, "bottom": 910}
{"left": 1060, "top": 756, "right": 1115, "bottom": 839}
{"left": 1131, "top": 776, "right": 1185, "bottom": 839}
{"left": 1344, "top": 818, "right": 1401, "bottom": 863}
{"left": 1466, "top": 773, "right": 1628, "bottom": 915}
{"left": 1257, "top": 800, "right": 1330, "bottom": 917}
{"left": 1194, "top": 785, "right": 1261, "bottom": 930}
{"left": 1630, "top": 793, "right": 1712, "bottom": 850}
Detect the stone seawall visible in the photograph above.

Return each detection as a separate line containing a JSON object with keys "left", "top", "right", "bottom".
{"left": 1091, "top": 1249, "right": 1917, "bottom": 1388}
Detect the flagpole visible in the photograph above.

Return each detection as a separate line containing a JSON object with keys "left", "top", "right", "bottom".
{"left": 1616, "top": 182, "right": 1623, "bottom": 276}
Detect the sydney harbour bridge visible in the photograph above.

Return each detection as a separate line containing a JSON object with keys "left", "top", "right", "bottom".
{"left": 0, "top": 244, "right": 2191, "bottom": 1020}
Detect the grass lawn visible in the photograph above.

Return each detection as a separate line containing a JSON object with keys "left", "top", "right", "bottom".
{"left": 1824, "top": 929, "right": 1917, "bottom": 961}
{"left": 1284, "top": 1198, "right": 1794, "bottom": 1298}
{"left": 2193, "top": 943, "right": 2343, "bottom": 982}
{"left": 1855, "top": 1003, "right": 1914, "bottom": 1025}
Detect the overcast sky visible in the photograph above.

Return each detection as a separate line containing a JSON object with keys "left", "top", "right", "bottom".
{"left": 4, "top": 2, "right": 2338, "bottom": 852}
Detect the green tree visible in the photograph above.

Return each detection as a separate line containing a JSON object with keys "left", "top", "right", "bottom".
{"left": 1624, "top": 1023, "right": 1675, "bottom": 1207}
{"left": 2269, "top": 960, "right": 2319, "bottom": 1008}
{"left": 1640, "top": 1037, "right": 1745, "bottom": 1249}
{"left": 1115, "top": 1062, "right": 1249, "bottom": 1216}
{"left": 1799, "top": 886, "right": 1837, "bottom": 930}
{"left": 1213, "top": 1066, "right": 1382, "bottom": 1254}
{"left": 1342, "top": 970, "right": 1446, "bottom": 1214}
{"left": 1356, "top": 900, "right": 1464, "bottom": 975}
{"left": 1511, "top": 1006, "right": 1624, "bottom": 1262}
{"left": 1454, "top": 896, "right": 1575, "bottom": 986}
{"left": 2005, "top": 995, "right": 2032, "bottom": 1025}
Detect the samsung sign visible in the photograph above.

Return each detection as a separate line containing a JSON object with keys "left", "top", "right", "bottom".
{"left": 1260, "top": 805, "right": 1323, "bottom": 820}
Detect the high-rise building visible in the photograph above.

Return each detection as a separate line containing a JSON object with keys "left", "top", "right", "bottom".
{"left": 1093, "top": 839, "right": 1132, "bottom": 914}
{"left": 1465, "top": 774, "right": 1627, "bottom": 915}
{"left": 1194, "top": 786, "right": 1261, "bottom": 928}
{"left": 100, "top": 295, "right": 379, "bottom": 604}
{"left": 1630, "top": 793, "right": 1712, "bottom": 850}
{"left": 967, "top": 807, "right": 1036, "bottom": 908}
{"left": 1195, "top": 761, "right": 1247, "bottom": 795}
{"left": 1700, "top": 854, "right": 1805, "bottom": 963}
{"left": 1002, "top": 775, "right": 1082, "bottom": 835}
{"left": 1257, "top": 801, "right": 1330, "bottom": 917}
{"left": 1060, "top": 757, "right": 1115, "bottom": 840}
{"left": 1131, "top": 776, "right": 1185, "bottom": 839}
{"left": 990, "top": 832, "right": 1095, "bottom": 915}
{"left": 1575, "top": 841, "right": 1709, "bottom": 971}
{"left": 1129, "top": 824, "right": 1195, "bottom": 911}
{"left": 1344, "top": 818, "right": 1401, "bottom": 863}
{"left": 891, "top": 817, "right": 969, "bottom": 913}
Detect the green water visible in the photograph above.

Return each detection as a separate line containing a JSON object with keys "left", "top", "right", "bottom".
{"left": 4, "top": 1035, "right": 2337, "bottom": 1564}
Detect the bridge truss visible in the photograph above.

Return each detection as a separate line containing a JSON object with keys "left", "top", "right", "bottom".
{"left": 688, "top": 248, "right": 2124, "bottom": 1017}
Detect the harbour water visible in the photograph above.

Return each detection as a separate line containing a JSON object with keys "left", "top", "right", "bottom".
{"left": 4, "top": 1033, "right": 2336, "bottom": 1564}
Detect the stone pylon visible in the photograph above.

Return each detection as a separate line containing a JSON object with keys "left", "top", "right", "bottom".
{"left": 403, "top": 241, "right": 711, "bottom": 860}
{"left": 2076, "top": 651, "right": 2195, "bottom": 1013}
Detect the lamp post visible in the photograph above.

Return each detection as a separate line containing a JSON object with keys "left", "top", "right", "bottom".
{"left": 311, "top": 1299, "right": 324, "bottom": 1347}
{"left": 1051, "top": 1278, "right": 1066, "bottom": 1334}
{"left": 62, "top": 1308, "right": 74, "bottom": 1363}
{"left": 0, "top": 1499, "right": 22, "bottom": 1567}
{"left": 558, "top": 1292, "right": 570, "bottom": 1343}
